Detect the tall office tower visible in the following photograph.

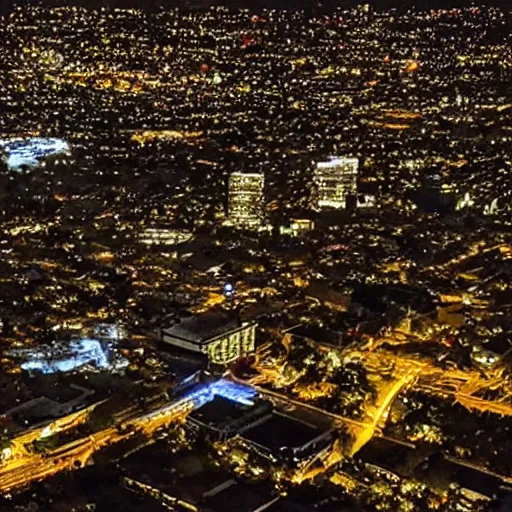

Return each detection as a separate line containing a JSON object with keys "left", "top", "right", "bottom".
{"left": 359, "top": 3, "right": 372, "bottom": 24}
{"left": 311, "top": 157, "right": 359, "bottom": 210}
{"left": 228, "top": 172, "right": 265, "bottom": 228}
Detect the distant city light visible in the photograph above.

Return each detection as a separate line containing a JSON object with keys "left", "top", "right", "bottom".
{"left": 224, "top": 283, "right": 234, "bottom": 295}
{"left": 0, "top": 137, "right": 71, "bottom": 171}
{"left": 212, "top": 71, "right": 222, "bottom": 85}
{"left": 404, "top": 60, "right": 420, "bottom": 73}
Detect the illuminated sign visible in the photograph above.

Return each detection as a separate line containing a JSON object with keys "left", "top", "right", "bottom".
{"left": 207, "top": 324, "right": 256, "bottom": 365}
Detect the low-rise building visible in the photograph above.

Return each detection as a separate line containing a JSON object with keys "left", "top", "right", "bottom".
{"left": 160, "top": 313, "right": 257, "bottom": 365}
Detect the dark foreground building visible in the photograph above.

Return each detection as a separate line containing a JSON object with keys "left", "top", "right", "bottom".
{"left": 189, "top": 395, "right": 273, "bottom": 440}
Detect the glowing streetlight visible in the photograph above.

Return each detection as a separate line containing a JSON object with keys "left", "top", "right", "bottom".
{"left": 223, "top": 283, "right": 234, "bottom": 297}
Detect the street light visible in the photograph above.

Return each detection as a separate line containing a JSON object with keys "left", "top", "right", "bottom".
{"left": 224, "top": 283, "right": 235, "bottom": 311}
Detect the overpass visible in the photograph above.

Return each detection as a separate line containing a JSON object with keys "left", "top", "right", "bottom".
{"left": 237, "top": 363, "right": 421, "bottom": 458}
{"left": 0, "top": 379, "right": 256, "bottom": 494}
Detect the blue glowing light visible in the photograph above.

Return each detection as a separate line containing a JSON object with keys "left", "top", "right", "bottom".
{"left": 0, "top": 137, "right": 71, "bottom": 171}
{"left": 137, "top": 379, "right": 257, "bottom": 424}
{"left": 94, "top": 323, "right": 121, "bottom": 340}
{"left": 20, "top": 338, "right": 110, "bottom": 374}
{"left": 184, "top": 379, "right": 257, "bottom": 409}
{"left": 223, "top": 283, "right": 234, "bottom": 296}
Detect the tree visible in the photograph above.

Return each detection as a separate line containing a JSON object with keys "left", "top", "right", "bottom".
{"left": 0, "top": 435, "right": 11, "bottom": 452}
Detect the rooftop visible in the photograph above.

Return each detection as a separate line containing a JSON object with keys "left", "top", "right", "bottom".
{"left": 190, "top": 395, "right": 272, "bottom": 433}
{"left": 202, "top": 481, "right": 278, "bottom": 512}
{"left": 162, "top": 313, "right": 242, "bottom": 344}
{"left": 242, "top": 412, "right": 326, "bottom": 453}
{"left": 190, "top": 395, "right": 252, "bottom": 427}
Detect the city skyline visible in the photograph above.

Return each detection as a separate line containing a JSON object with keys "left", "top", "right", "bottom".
{"left": 0, "top": 2, "right": 511, "bottom": 511}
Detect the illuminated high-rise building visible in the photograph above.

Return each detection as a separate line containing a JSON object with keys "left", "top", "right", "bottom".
{"left": 228, "top": 172, "right": 264, "bottom": 228}
{"left": 311, "top": 157, "right": 359, "bottom": 210}
{"left": 358, "top": 3, "right": 372, "bottom": 23}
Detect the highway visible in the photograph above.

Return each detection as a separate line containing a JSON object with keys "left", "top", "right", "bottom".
{"left": 349, "top": 369, "right": 420, "bottom": 456}
{"left": 246, "top": 329, "right": 512, "bottom": 469}
{"left": 244, "top": 338, "right": 428, "bottom": 458}
{"left": 3, "top": 332, "right": 511, "bottom": 495}
{"left": 247, "top": 371, "right": 512, "bottom": 492}
{"left": 0, "top": 377, "right": 258, "bottom": 494}
{"left": 248, "top": 381, "right": 373, "bottom": 430}
{"left": 240, "top": 367, "right": 419, "bottom": 457}
{"left": 7, "top": 402, "right": 103, "bottom": 461}
{"left": 239, "top": 371, "right": 420, "bottom": 485}
{"left": 0, "top": 395, "right": 195, "bottom": 494}
{"left": 355, "top": 348, "right": 512, "bottom": 417}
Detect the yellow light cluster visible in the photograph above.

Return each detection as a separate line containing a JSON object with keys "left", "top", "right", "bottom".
{"left": 131, "top": 130, "right": 203, "bottom": 144}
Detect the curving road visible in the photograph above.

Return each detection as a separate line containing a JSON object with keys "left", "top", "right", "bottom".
{"left": 0, "top": 397, "right": 194, "bottom": 494}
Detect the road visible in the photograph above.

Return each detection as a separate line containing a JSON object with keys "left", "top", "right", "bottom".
{"left": 248, "top": 328, "right": 512, "bottom": 474}
{"left": 3, "top": 340, "right": 510, "bottom": 495}
{"left": 247, "top": 339, "right": 431, "bottom": 445}
{"left": 240, "top": 340, "right": 429, "bottom": 460}
{"left": 356, "top": 348, "right": 512, "bottom": 417}
{"left": 250, "top": 381, "right": 372, "bottom": 430}
{"left": 0, "top": 394, "right": 195, "bottom": 493}
{"left": 234, "top": 324, "right": 512, "bottom": 487}
{"left": 251, "top": 372, "right": 512, "bottom": 492}
{"left": 243, "top": 368, "right": 419, "bottom": 458}
{"left": 241, "top": 371, "right": 420, "bottom": 485}
{"left": 349, "top": 369, "right": 420, "bottom": 456}
{"left": 7, "top": 402, "right": 103, "bottom": 461}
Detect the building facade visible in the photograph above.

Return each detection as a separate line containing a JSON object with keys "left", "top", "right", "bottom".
{"left": 228, "top": 172, "right": 265, "bottom": 228}
{"left": 161, "top": 319, "right": 257, "bottom": 365}
{"left": 279, "top": 218, "right": 315, "bottom": 237}
{"left": 311, "top": 157, "right": 358, "bottom": 210}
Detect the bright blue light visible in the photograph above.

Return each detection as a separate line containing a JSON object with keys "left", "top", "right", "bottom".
{"left": 21, "top": 339, "right": 110, "bottom": 374}
{"left": 0, "top": 137, "right": 71, "bottom": 172}
{"left": 137, "top": 379, "right": 258, "bottom": 424}
{"left": 94, "top": 323, "right": 121, "bottom": 340}
{"left": 184, "top": 379, "right": 257, "bottom": 410}
{"left": 211, "top": 379, "right": 256, "bottom": 406}
{"left": 224, "top": 283, "right": 234, "bottom": 296}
